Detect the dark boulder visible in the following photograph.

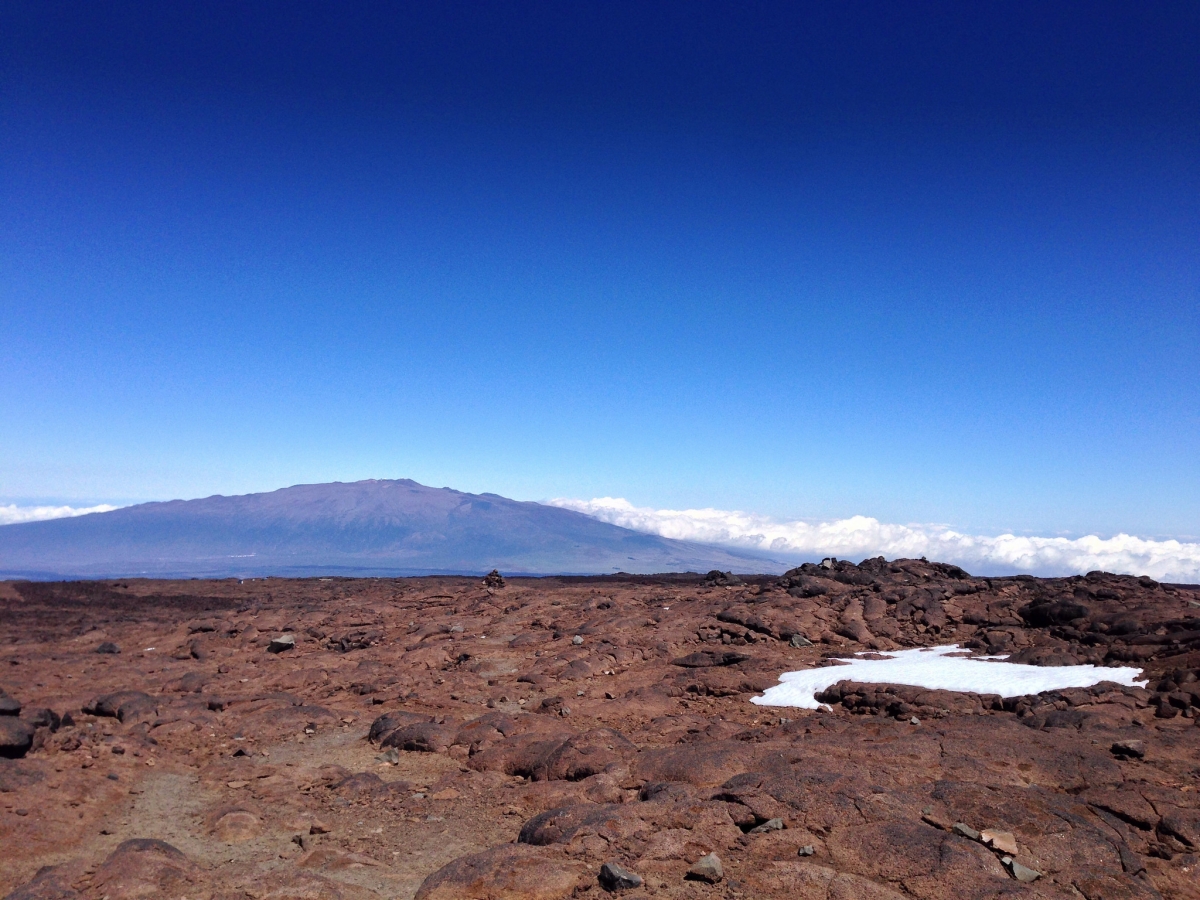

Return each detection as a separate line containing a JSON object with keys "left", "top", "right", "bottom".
{"left": 0, "top": 690, "right": 20, "bottom": 716}
{"left": 703, "top": 570, "right": 743, "bottom": 587}
{"left": 82, "top": 691, "right": 158, "bottom": 723}
{"left": 368, "top": 710, "right": 433, "bottom": 744}
{"left": 0, "top": 717, "right": 35, "bottom": 758}
{"left": 1111, "top": 740, "right": 1146, "bottom": 760}
{"left": 21, "top": 708, "right": 61, "bottom": 732}
{"left": 778, "top": 571, "right": 830, "bottom": 597}
{"left": 1019, "top": 600, "right": 1088, "bottom": 627}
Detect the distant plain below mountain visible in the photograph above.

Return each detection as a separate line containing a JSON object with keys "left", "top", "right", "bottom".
{"left": 0, "top": 479, "right": 785, "bottom": 580}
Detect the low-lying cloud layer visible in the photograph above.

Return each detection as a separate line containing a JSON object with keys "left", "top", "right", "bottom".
{"left": 550, "top": 497, "right": 1200, "bottom": 583}
{"left": 0, "top": 504, "right": 119, "bottom": 526}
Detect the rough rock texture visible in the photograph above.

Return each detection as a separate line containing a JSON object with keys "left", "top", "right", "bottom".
{"left": 0, "top": 561, "right": 1197, "bottom": 900}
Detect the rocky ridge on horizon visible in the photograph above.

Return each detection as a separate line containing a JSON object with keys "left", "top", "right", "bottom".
{"left": 1, "top": 558, "right": 1198, "bottom": 899}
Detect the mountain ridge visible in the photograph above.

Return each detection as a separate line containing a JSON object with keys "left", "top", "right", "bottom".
{"left": 0, "top": 479, "right": 784, "bottom": 579}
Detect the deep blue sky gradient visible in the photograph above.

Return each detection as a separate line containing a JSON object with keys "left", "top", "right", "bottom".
{"left": 2, "top": 2, "right": 1198, "bottom": 538}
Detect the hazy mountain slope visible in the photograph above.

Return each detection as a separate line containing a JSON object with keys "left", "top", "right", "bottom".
{"left": 0, "top": 479, "right": 782, "bottom": 578}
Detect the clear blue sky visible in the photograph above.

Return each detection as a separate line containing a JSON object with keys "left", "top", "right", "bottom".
{"left": 2, "top": 2, "right": 1197, "bottom": 539}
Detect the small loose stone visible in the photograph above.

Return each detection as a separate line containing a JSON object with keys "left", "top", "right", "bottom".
{"left": 686, "top": 853, "right": 723, "bottom": 884}
{"left": 953, "top": 823, "right": 981, "bottom": 841}
{"left": 598, "top": 861, "right": 642, "bottom": 892}
{"left": 749, "top": 818, "right": 785, "bottom": 833}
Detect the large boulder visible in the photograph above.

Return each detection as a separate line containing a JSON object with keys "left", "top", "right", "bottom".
{"left": 82, "top": 692, "right": 158, "bottom": 724}
{"left": 518, "top": 804, "right": 620, "bottom": 846}
{"left": 1019, "top": 600, "right": 1088, "bottom": 627}
{"left": 0, "top": 689, "right": 21, "bottom": 716}
{"left": 380, "top": 721, "right": 460, "bottom": 753}
{"left": 414, "top": 844, "right": 585, "bottom": 900}
{"left": 90, "top": 840, "right": 203, "bottom": 900}
{"left": 367, "top": 710, "right": 433, "bottom": 743}
{"left": 531, "top": 728, "right": 636, "bottom": 781}
{"left": 0, "top": 717, "right": 35, "bottom": 759}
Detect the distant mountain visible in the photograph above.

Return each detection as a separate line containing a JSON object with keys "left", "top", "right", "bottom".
{"left": 0, "top": 479, "right": 784, "bottom": 579}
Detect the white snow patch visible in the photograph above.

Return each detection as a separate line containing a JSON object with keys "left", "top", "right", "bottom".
{"left": 0, "top": 503, "right": 119, "bottom": 525}
{"left": 750, "top": 644, "right": 1147, "bottom": 710}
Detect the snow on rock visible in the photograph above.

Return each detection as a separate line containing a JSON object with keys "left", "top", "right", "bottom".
{"left": 750, "top": 644, "right": 1147, "bottom": 710}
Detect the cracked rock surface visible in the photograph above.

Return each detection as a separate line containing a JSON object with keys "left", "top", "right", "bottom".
{"left": 0, "top": 560, "right": 1198, "bottom": 899}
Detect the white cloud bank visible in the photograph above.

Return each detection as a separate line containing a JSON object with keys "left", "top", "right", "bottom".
{"left": 549, "top": 497, "right": 1200, "bottom": 582}
{"left": 751, "top": 644, "right": 1147, "bottom": 710}
{"left": 0, "top": 504, "right": 119, "bottom": 526}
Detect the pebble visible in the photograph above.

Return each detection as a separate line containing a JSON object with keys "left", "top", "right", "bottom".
{"left": 797, "top": 845, "right": 815, "bottom": 856}
{"left": 572, "top": 635, "right": 584, "bottom": 645}
{"left": 789, "top": 634, "right": 813, "bottom": 648}
{"left": 598, "top": 861, "right": 643, "bottom": 892}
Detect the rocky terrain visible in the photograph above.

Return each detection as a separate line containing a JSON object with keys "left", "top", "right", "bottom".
{"left": 1, "top": 558, "right": 1198, "bottom": 900}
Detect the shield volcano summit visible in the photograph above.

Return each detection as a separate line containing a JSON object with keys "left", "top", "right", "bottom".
{"left": 0, "top": 479, "right": 781, "bottom": 579}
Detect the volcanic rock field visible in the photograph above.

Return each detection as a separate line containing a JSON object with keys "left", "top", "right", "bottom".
{"left": 1, "top": 558, "right": 1199, "bottom": 900}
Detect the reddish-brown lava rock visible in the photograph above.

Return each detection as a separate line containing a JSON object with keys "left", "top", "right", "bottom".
{"left": 2, "top": 866, "right": 82, "bottom": 900}
{"left": 0, "top": 564, "right": 1197, "bottom": 900}
{"left": 413, "top": 844, "right": 586, "bottom": 900}
{"left": 379, "top": 721, "right": 460, "bottom": 753}
{"left": 530, "top": 728, "right": 636, "bottom": 781}
{"left": 81, "top": 692, "right": 158, "bottom": 724}
{"left": 89, "top": 840, "right": 204, "bottom": 900}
